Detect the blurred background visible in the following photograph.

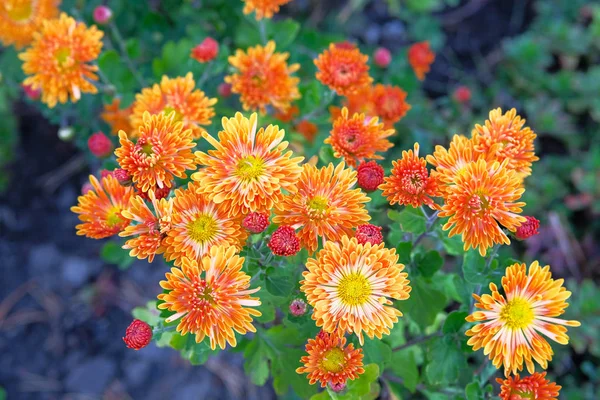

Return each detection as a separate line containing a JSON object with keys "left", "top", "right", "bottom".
{"left": 0, "top": 0, "right": 599, "bottom": 399}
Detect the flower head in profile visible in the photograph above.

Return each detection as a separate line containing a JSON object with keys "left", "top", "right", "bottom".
{"left": 19, "top": 13, "right": 103, "bottom": 108}
{"left": 242, "top": 0, "right": 292, "bottom": 20}
{"left": 71, "top": 175, "right": 134, "bottom": 239}
{"left": 119, "top": 191, "right": 174, "bottom": 263}
{"left": 296, "top": 331, "right": 364, "bottom": 388}
{"left": 370, "top": 84, "right": 411, "bottom": 127}
{"left": 272, "top": 163, "right": 371, "bottom": 253}
{"left": 471, "top": 108, "right": 538, "bottom": 179}
{"left": 497, "top": 372, "right": 561, "bottom": 400}
{"left": 0, "top": 0, "right": 60, "bottom": 49}
{"left": 439, "top": 158, "right": 526, "bottom": 256}
{"left": 101, "top": 98, "right": 133, "bottom": 135}
{"left": 515, "top": 216, "right": 540, "bottom": 240}
{"left": 225, "top": 41, "right": 300, "bottom": 113}
{"left": 162, "top": 183, "right": 247, "bottom": 266}
{"left": 314, "top": 43, "right": 372, "bottom": 96}
{"left": 466, "top": 261, "right": 580, "bottom": 376}
{"left": 408, "top": 41, "right": 435, "bottom": 81}
{"left": 380, "top": 143, "right": 440, "bottom": 210}
{"left": 158, "top": 246, "right": 261, "bottom": 350}
{"left": 115, "top": 112, "right": 197, "bottom": 193}
{"left": 301, "top": 236, "right": 411, "bottom": 344}
{"left": 192, "top": 112, "right": 304, "bottom": 217}
{"left": 131, "top": 73, "right": 217, "bottom": 139}
{"left": 325, "top": 107, "right": 395, "bottom": 167}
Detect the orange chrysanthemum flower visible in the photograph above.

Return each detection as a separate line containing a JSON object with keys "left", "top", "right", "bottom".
{"left": 370, "top": 84, "right": 411, "bottom": 127}
{"left": 295, "top": 120, "right": 319, "bottom": 143}
{"left": 408, "top": 41, "right": 435, "bottom": 81}
{"left": 115, "top": 112, "right": 196, "bottom": 193}
{"left": 119, "top": 191, "right": 173, "bottom": 263}
{"left": 273, "top": 104, "right": 299, "bottom": 123}
{"left": 272, "top": 162, "right": 371, "bottom": 253}
{"left": 466, "top": 261, "right": 580, "bottom": 376}
{"left": 426, "top": 135, "right": 479, "bottom": 191}
{"left": 162, "top": 183, "right": 248, "bottom": 266}
{"left": 158, "top": 246, "right": 261, "bottom": 350}
{"left": 101, "top": 98, "right": 133, "bottom": 135}
{"left": 314, "top": 43, "right": 372, "bottom": 96}
{"left": 296, "top": 331, "right": 365, "bottom": 387}
{"left": 71, "top": 175, "right": 134, "bottom": 239}
{"left": 225, "top": 41, "right": 300, "bottom": 113}
{"left": 192, "top": 112, "right": 304, "bottom": 217}
{"left": 242, "top": 0, "right": 292, "bottom": 20}
{"left": 325, "top": 107, "right": 394, "bottom": 167}
{"left": 472, "top": 108, "right": 539, "bottom": 179}
{"left": 497, "top": 372, "right": 561, "bottom": 400}
{"left": 130, "top": 73, "right": 217, "bottom": 139}
{"left": 0, "top": 0, "right": 60, "bottom": 49}
{"left": 329, "top": 85, "right": 372, "bottom": 121}
{"left": 439, "top": 159, "right": 526, "bottom": 256}
{"left": 19, "top": 13, "right": 103, "bottom": 108}
{"left": 301, "top": 236, "right": 411, "bottom": 344}
{"left": 380, "top": 143, "right": 441, "bottom": 210}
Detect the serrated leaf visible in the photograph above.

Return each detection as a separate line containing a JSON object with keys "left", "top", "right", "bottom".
{"left": 388, "top": 207, "right": 426, "bottom": 234}
{"left": 416, "top": 250, "right": 443, "bottom": 278}
{"left": 402, "top": 280, "right": 447, "bottom": 329}
{"left": 443, "top": 311, "right": 468, "bottom": 334}
{"left": 243, "top": 339, "right": 270, "bottom": 386}
{"left": 265, "top": 274, "right": 294, "bottom": 297}
{"left": 131, "top": 301, "right": 160, "bottom": 326}
{"left": 362, "top": 337, "right": 392, "bottom": 370}
{"left": 465, "top": 381, "right": 483, "bottom": 400}
{"left": 342, "top": 364, "right": 380, "bottom": 399}
{"left": 270, "top": 19, "right": 300, "bottom": 49}
{"left": 390, "top": 349, "right": 419, "bottom": 393}
{"left": 426, "top": 337, "right": 467, "bottom": 385}
{"left": 396, "top": 242, "right": 412, "bottom": 265}
{"left": 462, "top": 250, "right": 490, "bottom": 285}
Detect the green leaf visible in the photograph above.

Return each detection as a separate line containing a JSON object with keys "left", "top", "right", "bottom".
{"left": 438, "top": 228, "right": 464, "bottom": 256}
{"left": 343, "top": 364, "right": 380, "bottom": 399}
{"left": 100, "top": 241, "right": 134, "bottom": 270}
{"left": 396, "top": 242, "right": 413, "bottom": 265}
{"left": 388, "top": 207, "right": 426, "bottom": 235}
{"left": 426, "top": 337, "right": 467, "bottom": 385}
{"left": 97, "top": 50, "right": 137, "bottom": 93}
{"left": 402, "top": 280, "right": 447, "bottom": 329}
{"left": 462, "top": 250, "right": 490, "bottom": 285}
{"left": 265, "top": 270, "right": 294, "bottom": 297}
{"left": 243, "top": 339, "right": 270, "bottom": 386}
{"left": 390, "top": 349, "right": 419, "bottom": 393}
{"left": 415, "top": 250, "right": 443, "bottom": 278}
{"left": 0, "top": 386, "right": 5, "bottom": 400}
{"left": 465, "top": 381, "right": 483, "bottom": 400}
{"left": 443, "top": 311, "right": 468, "bottom": 334}
{"left": 270, "top": 19, "right": 300, "bottom": 49}
{"left": 131, "top": 301, "right": 160, "bottom": 326}
{"left": 361, "top": 338, "right": 391, "bottom": 370}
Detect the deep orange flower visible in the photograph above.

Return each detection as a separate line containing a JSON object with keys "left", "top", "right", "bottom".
{"left": 408, "top": 41, "right": 435, "bottom": 81}
{"left": 162, "top": 183, "right": 248, "bottom": 266}
{"left": 225, "top": 41, "right": 300, "bottom": 113}
{"left": 497, "top": 372, "right": 561, "bottom": 400}
{"left": 294, "top": 120, "right": 319, "bottom": 143}
{"left": 439, "top": 159, "right": 526, "bottom": 256}
{"left": 301, "top": 236, "right": 411, "bottom": 343}
{"left": 242, "top": 0, "right": 292, "bottom": 20}
{"left": 192, "top": 112, "right": 304, "bottom": 217}
{"left": 0, "top": 0, "right": 60, "bottom": 49}
{"left": 273, "top": 104, "right": 299, "bottom": 123}
{"left": 296, "top": 331, "right": 364, "bottom": 387}
{"left": 370, "top": 84, "right": 411, "bottom": 127}
{"left": 325, "top": 107, "right": 394, "bottom": 167}
{"left": 158, "top": 246, "right": 261, "bottom": 350}
{"left": 272, "top": 162, "right": 370, "bottom": 253}
{"left": 71, "top": 175, "right": 134, "bottom": 239}
{"left": 467, "top": 261, "right": 580, "bottom": 376}
{"left": 101, "top": 98, "right": 133, "bottom": 135}
{"left": 19, "top": 13, "right": 103, "bottom": 108}
{"left": 130, "top": 73, "right": 217, "bottom": 139}
{"left": 472, "top": 108, "right": 539, "bottom": 179}
{"left": 380, "top": 143, "right": 440, "bottom": 210}
{"left": 329, "top": 85, "right": 373, "bottom": 121}
{"left": 314, "top": 43, "right": 372, "bottom": 96}
{"left": 119, "top": 191, "right": 173, "bottom": 263}
{"left": 115, "top": 112, "right": 196, "bottom": 193}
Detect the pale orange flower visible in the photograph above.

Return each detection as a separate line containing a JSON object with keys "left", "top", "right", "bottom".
{"left": 19, "top": 13, "right": 103, "bottom": 108}
{"left": 115, "top": 112, "right": 196, "bottom": 193}
{"left": 192, "top": 112, "right": 304, "bottom": 217}
{"left": 71, "top": 175, "right": 134, "bottom": 239}
{"left": 314, "top": 43, "right": 372, "bottom": 96}
{"left": 130, "top": 73, "right": 217, "bottom": 139}
{"left": 467, "top": 261, "right": 580, "bottom": 376}
{"left": 272, "top": 162, "right": 370, "bottom": 253}
{"left": 301, "top": 236, "right": 411, "bottom": 344}
{"left": 101, "top": 98, "right": 133, "bottom": 135}
{"left": 225, "top": 41, "right": 300, "bottom": 113}
{"left": 408, "top": 41, "right": 435, "bottom": 81}
{"left": 426, "top": 135, "right": 480, "bottom": 194}
{"left": 158, "top": 246, "right": 261, "bottom": 350}
{"left": 497, "top": 372, "right": 561, "bottom": 400}
{"left": 325, "top": 107, "right": 394, "bottom": 167}
{"left": 0, "top": 0, "right": 60, "bottom": 49}
{"left": 296, "top": 331, "right": 364, "bottom": 387}
{"left": 242, "top": 0, "right": 292, "bottom": 20}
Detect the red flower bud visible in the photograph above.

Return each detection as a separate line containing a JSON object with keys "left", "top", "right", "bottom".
{"left": 373, "top": 47, "right": 392, "bottom": 68}
{"left": 268, "top": 226, "right": 300, "bottom": 256}
{"left": 335, "top": 41, "right": 356, "bottom": 50}
{"left": 356, "top": 161, "right": 384, "bottom": 192}
{"left": 123, "top": 319, "right": 152, "bottom": 350}
{"left": 22, "top": 83, "right": 41, "bottom": 100}
{"left": 289, "top": 298, "right": 307, "bottom": 316}
{"left": 329, "top": 381, "right": 346, "bottom": 392}
{"left": 100, "top": 169, "right": 113, "bottom": 178}
{"left": 355, "top": 224, "right": 383, "bottom": 245}
{"left": 453, "top": 85, "right": 471, "bottom": 103}
{"left": 113, "top": 168, "right": 133, "bottom": 186}
{"left": 243, "top": 212, "right": 270, "bottom": 234}
{"left": 515, "top": 216, "right": 540, "bottom": 240}
{"left": 218, "top": 83, "right": 232, "bottom": 98}
{"left": 137, "top": 184, "right": 171, "bottom": 201}
{"left": 191, "top": 37, "right": 219, "bottom": 63}
{"left": 88, "top": 132, "right": 113, "bottom": 158}
{"left": 93, "top": 6, "right": 113, "bottom": 25}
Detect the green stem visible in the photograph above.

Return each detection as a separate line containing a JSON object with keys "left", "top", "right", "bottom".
{"left": 108, "top": 21, "right": 146, "bottom": 87}
{"left": 197, "top": 63, "right": 212, "bottom": 87}
{"left": 413, "top": 210, "right": 439, "bottom": 247}
{"left": 391, "top": 331, "right": 442, "bottom": 352}
{"left": 152, "top": 325, "right": 176, "bottom": 336}
{"left": 258, "top": 19, "right": 268, "bottom": 45}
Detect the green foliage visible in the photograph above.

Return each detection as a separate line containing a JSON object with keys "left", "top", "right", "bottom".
{"left": 100, "top": 241, "right": 134, "bottom": 270}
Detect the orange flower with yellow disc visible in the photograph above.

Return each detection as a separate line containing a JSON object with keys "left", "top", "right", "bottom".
{"left": 71, "top": 175, "right": 134, "bottom": 239}
{"left": 101, "top": 98, "right": 133, "bottom": 135}
{"left": 0, "top": 0, "right": 60, "bottom": 49}
{"left": 19, "top": 13, "right": 103, "bottom": 108}
{"left": 130, "top": 73, "right": 217, "bottom": 139}
{"left": 466, "top": 261, "right": 580, "bottom": 376}
{"left": 296, "top": 331, "right": 364, "bottom": 387}
{"left": 115, "top": 112, "right": 196, "bottom": 193}
{"left": 272, "top": 162, "right": 371, "bottom": 253}
{"left": 408, "top": 41, "right": 435, "bottom": 81}
{"left": 242, "top": 0, "right": 292, "bottom": 20}
{"left": 497, "top": 372, "right": 561, "bottom": 400}
{"left": 314, "top": 43, "right": 372, "bottom": 96}
{"left": 225, "top": 41, "right": 300, "bottom": 113}
{"left": 300, "top": 236, "right": 411, "bottom": 344}
{"left": 158, "top": 246, "right": 261, "bottom": 350}
{"left": 192, "top": 112, "right": 304, "bottom": 217}
{"left": 326, "top": 107, "right": 395, "bottom": 167}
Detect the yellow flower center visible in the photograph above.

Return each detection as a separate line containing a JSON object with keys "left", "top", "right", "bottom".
{"left": 55, "top": 48, "right": 72, "bottom": 67}
{"left": 141, "top": 143, "right": 154, "bottom": 156}
{"left": 500, "top": 297, "right": 535, "bottom": 330}
{"left": 320, "top": 347, "right": 346, "bottom": 373}
{"left": 338, "top": 272, "right": 371, "bottom": 306}
{"left": 5, "top": 2, "right": 33, "bottom": 22}
{"left": 106, "top": 206, "right": 124, "bottom": 228}
{"left": 163, "top": 106, "right": 183, "bottom": 122}
{"left": 187, "top": 214, "right": 218, "bottom": 243}
{"left": 236, "top": 156, "right": 265, "bottom": 181}
{"left": 308, "top": 196, "right": 328, "bottom": 212}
